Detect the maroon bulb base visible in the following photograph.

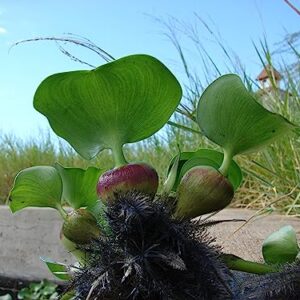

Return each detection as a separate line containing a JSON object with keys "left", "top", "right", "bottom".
{"left": 97, "top": 163, "right": 159, "bottom": 203}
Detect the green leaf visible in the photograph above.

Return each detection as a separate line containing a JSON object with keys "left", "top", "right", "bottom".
{"left": 168, "top": 149, "right": 242, "bottom": 191}
{"left": 29, "top": 282, "right": 42, "bottom": 292}
{"left": 42, "top": 284, "right": 57, "bottom": 295}
{"left": 55, "top": 163, "right": 103, "bottom": 209}
{"left": 40, "top": 257, "right": 71, "bottom": 281}
{"left": 17, "top": 289, "right": 30, "bottom": 299}
{"left": 162, "top": 150, "right": 181, "bottom": 195}
{"left": 34, "top": 54, "right": 182, "bottom": 160}
{"left": 9, "top": 166, "right": 62, "bottom": 213}
{"left": 60, "top": 291, "right": 76, "bottom": 300}
{"left": 262, "top": 225, "right": 300, "bottom": 265}
{"left": 0, "top": 295, "right": 13, "bottom": 300}
{"left": 197, "top": 74, "right": 297, "bottom": 156}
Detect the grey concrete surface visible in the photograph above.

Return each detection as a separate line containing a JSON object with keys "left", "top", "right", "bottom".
{"left": 209, "top": 209, "right": 300, "bottom": 262}
{"left": 0, "top": 206, "right": 75, "bottom": 281}
{"left": 0, "top": 206, "right": 299, "bottom": 280}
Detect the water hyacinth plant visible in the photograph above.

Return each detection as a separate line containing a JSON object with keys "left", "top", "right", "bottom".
{"left": 8, "top": 54, "right": 300, "bottom": 299}
{"left": 168, "top": 74, "right": 297, "bottom": 218}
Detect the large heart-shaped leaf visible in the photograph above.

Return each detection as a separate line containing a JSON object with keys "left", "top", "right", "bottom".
{"left": 168, "top": 149, "right": 242, "bottom": 191}
{"left": 55, "top": 164, "right": 103, "bottom": 209}
{"left": 262, "top": 225, "right": 300, "bottom": 265}
{"left": 40, "top": 257, "right": 71, "bottom": 281}
{"left": 9, "top": 166, "right": 62, "bottom": 212}
{"left": 34, "top": 54, "right": 182, "bottom": 160}
{"left": 197, "top": 74, "right": 297, "bottom": 156}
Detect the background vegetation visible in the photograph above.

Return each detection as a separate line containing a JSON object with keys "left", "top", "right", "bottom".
{"left": 1, "top": 19, "right": 299, "bottom": 215}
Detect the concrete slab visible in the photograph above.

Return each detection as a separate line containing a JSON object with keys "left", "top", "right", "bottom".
{"left": 0, "top": 206, "right": 299, "bottom": 280}
{"left": 209, "top": 209, "right": 300, "bottom": 262}
{"left": 0, "top": 207, "right": 75, "bottom": 281}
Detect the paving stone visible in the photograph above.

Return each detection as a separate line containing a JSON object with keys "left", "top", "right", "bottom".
{"left": 0, "top": 207, "right": 74, "bottom": 280}
{"left": 0, "top": 207, "right": 299, "bottom": 280}
{"left": 209, "top": 209, "right": 300, "bottom": 262}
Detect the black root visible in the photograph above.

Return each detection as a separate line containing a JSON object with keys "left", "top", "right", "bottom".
{"left": 69, "top": 192, "right": 233, "bottom": 300}
{"left": 67, "top": 192, "right": 300, "bottom": 299}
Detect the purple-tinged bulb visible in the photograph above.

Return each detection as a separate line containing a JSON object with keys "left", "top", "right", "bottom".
{"left": 175, "top": 166, "right": 234, "bottom": 219}
{"left": 97, "top": 163, "right": 159, "bottom": 203}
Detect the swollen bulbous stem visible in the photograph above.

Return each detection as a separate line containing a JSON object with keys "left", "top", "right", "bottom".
{"left": 112, "top": 144, "right": 128, "bottom": 168}
{"left": 60, "top": 233, "right": 88, "bottom": 266}
{"left": 218, "top": 149, "right": 233, "bottom": 177}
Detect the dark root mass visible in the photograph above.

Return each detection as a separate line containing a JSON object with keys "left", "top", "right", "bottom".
{"left": 69, "top": 192, "right": 233, "bottom": 300}
{"left": 233, "top": 262, "right": 300, "bottom": 300}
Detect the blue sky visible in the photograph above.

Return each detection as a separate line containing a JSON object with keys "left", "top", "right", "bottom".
{"left": 0, "top": 0, "right": 299, "bottom": 138}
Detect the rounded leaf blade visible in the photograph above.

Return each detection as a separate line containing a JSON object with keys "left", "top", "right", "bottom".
{"left": 34, "top": 54, "right": 182, "bottom": 159}
{"left": 168, "top": 149, "right": 242, "bottom": 191}
{"left": 9, "top": 166, "right": 62, "bottom": 212}
{"left": 55, "top": 164, "right": 103, "bottom": 209}
{"left": 197, "top": 74, "right": 297, "bottom": 156}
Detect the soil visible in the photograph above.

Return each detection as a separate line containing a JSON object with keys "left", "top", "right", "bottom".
{"left": 0, "top": 276, "right": 65, "bottom": 299}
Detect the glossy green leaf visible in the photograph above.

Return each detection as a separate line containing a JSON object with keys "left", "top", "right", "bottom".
{"left": 9, "top": 166, "right": 62, "bottom": 213}
{"left": 162, "top": 151, "right": 181, "bottom": 195}
{"left": 55, "top": 163, "right": 103, "bottom": 209}
{"left": 168, "top": 149, "right": 242, "bottom": 191}
{"left": 60, "top": 291, "right": 76, "bottom": 300}
{"left": 0, "top": 295, "right": 12, "bottom": 300}
{"left": 16, "top": 290, "right": 29, "bottom": 299}
{"left": 18, "top": 280, "right": 58, "bottom": 299}
{"left": 197, "top": 74, "right": 297, "bottom": 156}
{"left": 262, "top": 225, "right": 300, "bottom": 265}
{"left": 40, "top": 257, "right": 71, "bottom": 281}
{"left": 34, "top": 54, "right": 182, "bottom": 159}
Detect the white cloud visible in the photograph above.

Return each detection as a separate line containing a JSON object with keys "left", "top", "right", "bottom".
{"left": 0, "top": 27, "right": 7, "bottom": 34}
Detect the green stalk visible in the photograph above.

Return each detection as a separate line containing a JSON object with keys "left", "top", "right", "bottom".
{"left": 112, "top": 144, "right": 127, "bottom": 168}
{"left": 218, "top": 149, "right": 233, "bottom": 177}
{"left": 57, "top": 204, "right": 68, "bottom": 221}
{"left": 222, "top": 254, "right": 278, "bottom": 275}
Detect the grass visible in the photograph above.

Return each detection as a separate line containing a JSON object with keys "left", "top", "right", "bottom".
{"left": 0, "top": 124, "right": 204, "bottom": 204}
{"left": 159, "top": 18, "right": 300, "bottom": 215}
{"left": 1, "top": 18, "right": 299, "bottom": 215}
